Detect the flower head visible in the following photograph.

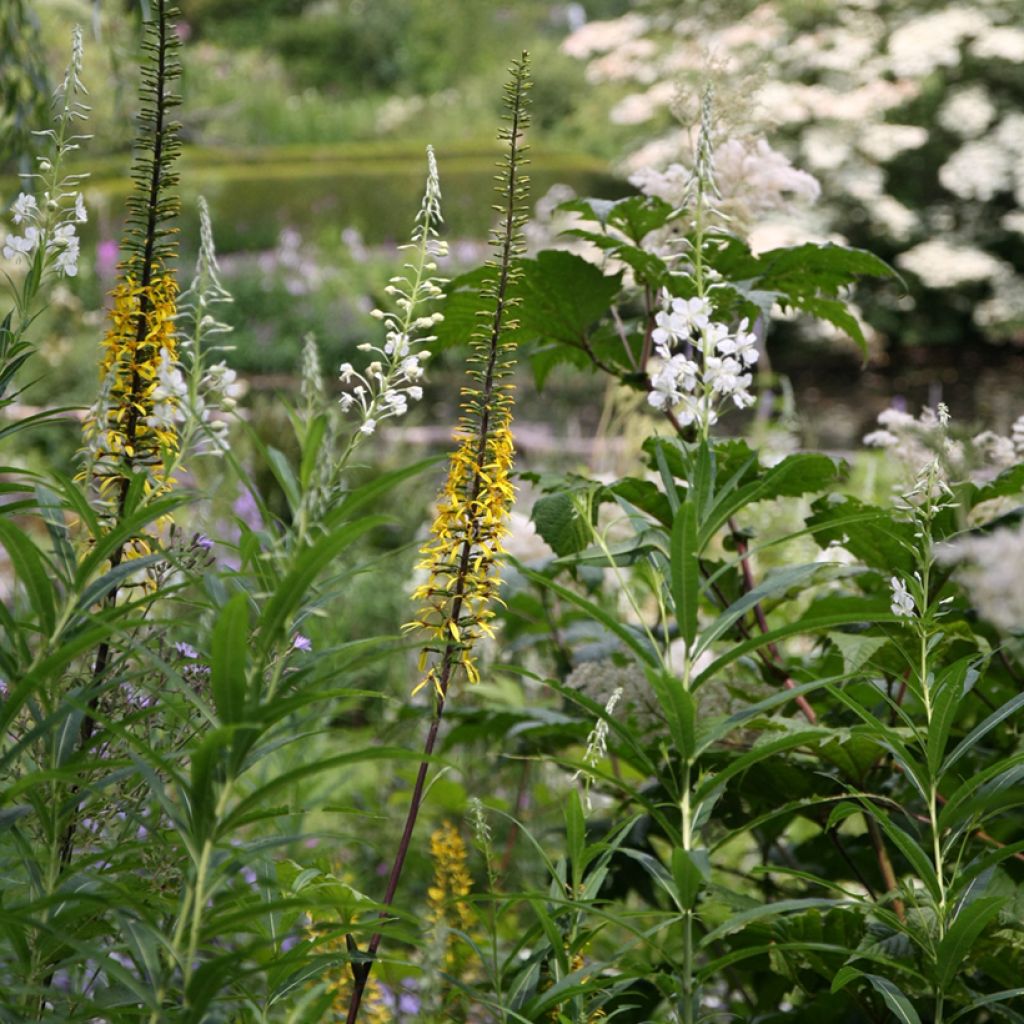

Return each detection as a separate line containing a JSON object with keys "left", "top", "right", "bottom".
{"left": 81, "top": 272, "right": 182, "bottom": 507}
{"left": 890, "top": 575, "right": 916, "bottom": 618}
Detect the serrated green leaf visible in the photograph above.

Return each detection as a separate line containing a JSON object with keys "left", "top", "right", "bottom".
{"left": 532, "top": 491, "right": 591, "bottom": 557}
{"left": 828, "top": 632, "right": 888, "bottom": 675}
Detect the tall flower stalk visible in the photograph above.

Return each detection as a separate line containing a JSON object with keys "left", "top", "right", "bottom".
{"left": 80, "top": 0, "right": 184, "bottom": 524}
{"left": 344, "top": 53, "right": 531, "bottom": 1024}
{"left": 61, "top": 0, "right": 184, "bottom": 869}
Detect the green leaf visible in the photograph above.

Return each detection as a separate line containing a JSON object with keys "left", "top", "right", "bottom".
{"left": 610, "top": 477, "right": 675, "bottom": 526}
{"left": 259, "top": 516, "right": 387, "bottom": 655}
{"left": 806, "top": 494, "right": 917, "bottom": 574}
{"left": 671, "top": 500, "right": 699, "bottom": 647}
{"left": 704, "top": 451, "right": 840, "bottom": 542}
{"left": 647, "top": 667, "right": 696, "bottom": 761}
{"left": 266, "top": 446, "right": 301, "bottom": 515}
{"left": 869, "top": 811, "right": 941, "bottom": 902}
{"left": 560, "top": 194, "right": 675, "bottom": 243}
{"left": 516, "top": 563, "right": 660, "bottom": 667}
{"left": 328, "top": 455, "right": 441, "bottom": 525}
{"left": 695, "top": 563, "right": 828, "bottom": 656}
{"left": 671, "top": 847, "right": 710, "bottom": 910}
{"left": 700, "top": 898, "right": 842, "bottom": 946}
{"left": 936, "top": 897, "right": 1006, "bottom": 989}
{"left": 928, "top": 658, "right": 976, "bottom": 777}
{"left": 947, "top": 989, "right": 1024, "bottom": 1022}
{"left": 532, "top": 491, "right": 592, "bottom": 557}
{"left": 943, "top": 692, "right": 1024, "bottom": 775}
{"left": 211, "top": 593, "right": 250, "bottom": 725}
{"left": 565, "top": 790, "right": 586, "bottom": 891}
{"left": 299, "top": 413, "right": 327, "bottom": 490}
{"left": 834, "top": 970, "right": 922, "bottom": 1024}
{"left": 827, "top": 632, "right": 888, "bottom": 675}
{"left": 517, "top": 251, "right": 623, "bottom": 362}
{"left": 0, "top": 518, "right": 56, "bottom": 636}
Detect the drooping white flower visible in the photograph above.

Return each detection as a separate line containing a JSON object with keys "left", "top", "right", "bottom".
{"left": 53, "top": 233, "right": 80, "bottom": 277}
{"left": 147, "top": 347, "right": 188, "bottom": 430}
{"left": 715, "top": 318, "right": 759, "bottom": 365}
{"left": 11, "top": 193, "right": 38, "bottom": 225}
{"left": 74, "top": 192, "right": 88, "bottom": 224}
{"left": 890, "top": 576, "right": 916, "bottom": 618}
{"left": 1012, "top": 415, "right": 1024, "bottom": 456}
{"left": 3, "top": 226, "right": 39, "bottom": 261}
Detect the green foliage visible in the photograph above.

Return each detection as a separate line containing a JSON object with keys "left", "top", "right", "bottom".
{"left": 2, "top": 10, "right": 1024, "bottom": 1024}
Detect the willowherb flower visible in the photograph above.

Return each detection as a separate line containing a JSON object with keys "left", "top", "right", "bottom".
{"left": 175, "top": 196, "right": 239, "bottom": 457}
{"left": 645, "top": 291, "right": 758, "bottom": 426}
{"left": 890, "top": 575, "right": 916, "bottom": 618}
{"left": 2, "top": 27, "right": 91, "bottom": 289}
{"left": 573, "top": 687, "right": 623, "bottom": 811}
{"left": 335, "top": 146, "right": 446, "bottom": 443}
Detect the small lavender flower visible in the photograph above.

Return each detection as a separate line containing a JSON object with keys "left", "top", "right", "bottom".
{"left": 175, "top": 641, "right": 200, "bottom": 659}
{"left": 291, "top": 634, "right": 312, "bottom": 652}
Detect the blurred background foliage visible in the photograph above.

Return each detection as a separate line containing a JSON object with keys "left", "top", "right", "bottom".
{"left": 2, "top": 0, "right": 1024, "bottom": 446}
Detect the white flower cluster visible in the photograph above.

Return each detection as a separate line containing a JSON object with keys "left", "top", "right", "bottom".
{"left": 647, "top": 294, "right": 759, "bottom": 427}
{"left": 2, "top": 27, "right": 89, "bottom": 280}
{"left": 563, "top": 0, "right": 1024, "bottom": 334}
{"left": 3, "top": 186, "right": 86, "bottom": 282}
{"left": 337, "top": 146, "right": 446, "bottom": 438}
{"left": 939, "top": 524, "right": 1024, "bottom": 634}
{"left": 629, "top": 135, "right": 820, "bottom": 233}
{"left": 865, "top": 404, "right": 1024, "bottom": 485}
{"left": 896, "top": 238, "right": 1010, "bottom": 290}
{"left": 147, "top": 347, "right": 189, "bottom": 431}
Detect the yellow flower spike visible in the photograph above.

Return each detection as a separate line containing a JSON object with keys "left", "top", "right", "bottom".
{"left": 81, "top": 270, "right": 183, "bottom": 524}
{"left": 427, "top": 820, "right": 478, "bottom": 979}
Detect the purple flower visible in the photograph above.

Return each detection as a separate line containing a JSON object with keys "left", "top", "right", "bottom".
{"left": 195, "top": 533, "right": 214, "bottom": 550}
{"left": 232, "top": 488, "right": 264, "bottom": 531}
{"left": 176, "top": 641, "right": 200, "bottom": 659}
{"left": 291, "top": 634, "right": 312, "bottom": 653}
{"left": 96, "top": 238, "right": 119, "bottom": 279}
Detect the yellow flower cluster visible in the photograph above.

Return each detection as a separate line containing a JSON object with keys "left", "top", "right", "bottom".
{"left": 408, "top": 410, "right": 515, "bottom": 697}
{"left": 427, "top": 820, "right": 477, "bottom": 983}
{"left": 427, "top": 820, "right": 476, "bottom": 934}
{"left": 83, "top": 271, "right": 181, "bottom": 503}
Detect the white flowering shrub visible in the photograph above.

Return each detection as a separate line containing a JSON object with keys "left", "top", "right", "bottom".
{"left": 562, "top": 0, "right": 1024, "bottom": 349}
